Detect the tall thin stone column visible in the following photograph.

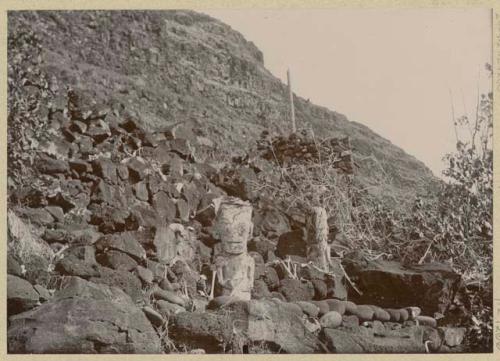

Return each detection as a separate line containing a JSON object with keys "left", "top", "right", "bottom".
{"left": 305, "top": 206, "right": 331, "bottom": 271}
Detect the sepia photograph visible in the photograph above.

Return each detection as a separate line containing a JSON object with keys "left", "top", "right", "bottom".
{"left": 4, "top": 3, "right": 496, "bottom": 356}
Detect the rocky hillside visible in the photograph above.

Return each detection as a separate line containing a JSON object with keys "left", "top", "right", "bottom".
{"left": 6, "top": 10, "right": 473, "bottom": 355}
{"left": 8, "top": 10, "right": 438, "bottom": 200}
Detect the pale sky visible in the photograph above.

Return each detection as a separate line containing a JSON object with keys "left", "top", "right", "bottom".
{"left": 201, "top": 8, "right": 492, "bottom": 177}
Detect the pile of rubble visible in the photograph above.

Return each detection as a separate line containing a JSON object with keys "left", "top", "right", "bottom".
{"left": 256, "top": 130, "right": 354, "bottom": 173}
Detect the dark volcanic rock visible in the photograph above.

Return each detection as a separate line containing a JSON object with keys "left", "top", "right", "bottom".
{"left": 90, "top": 266, "right": 143, "bottom": 302}
{"left": 344, "top": 258, "right": 462, "bottom": 315}
{"left": 8, "top": 277, "right": 161, "bottom": 353}
{"left": 94, "top": 232, "right": 146, "bottom": 261}
{"left": 36, "top": 154, "right": 68, "bottom": 175}
{"left": 172, "top": 299, "right": 320, "bottom": 353}
{"left": 96, "top": 250, "right": 138, "bottom": 271}
{"left": 56, "top": 245, "right": 100, "bottom": 277}
{"left": 276, "top": 229, "right": 305, "bottom": 259}
{"left": 92, "top": 159, "right": 118, "bottom": 184}
{"left": 248, "top": 237, "right": 276, "bottom": 262}
{"left": 321, "top": 325, "right": 429, "bottom": 353}
{"left": 7, "top": 255, "right": 24, "bottom": 277}
{"left": 278, "top": 278, "right": 314, "bottom": 302}
{"left": 260, "top": 265, "right": 280, "bottom": 291}
{"left": 7, "top": 275, "right": 40, "bottom": 315}
{"left": 152, "top": 191, "right": 176, "bottom": 222}
{"left": 171, "top": 311, "right": 235, "bottom": 353}
{"left": 18, "top": 207, "right": 54, "bottom": 226}
{"left": 253, "top": 208, "right": 290, "bottom": 238}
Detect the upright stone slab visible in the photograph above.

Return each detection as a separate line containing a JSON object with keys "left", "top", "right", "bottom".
{"left": 213, "top": 197, "right": 255, "bottom": 301}
{"left": 305, "top": 206, "right": 331, "bottom": 271}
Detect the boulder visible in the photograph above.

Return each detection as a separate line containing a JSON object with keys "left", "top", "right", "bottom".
{"left": 34, "top": 284, "right": 52, "bottom": 302}
{"left": 94, "top": 232, "right": 146, "bottom": 261}
{"left": 136, "top": 266, "right": 154, "bottom": 285}
{"left": 133, "top": 181, "right": 149, "bottom": 202}
{"left": 126, "top": 157, "right": 148, "bottom": 183}
{"left": 96, "top": 250, "right": 138, "bottom": 271}
{"left": 171, "top": 299, "right": 321, "bottom": 353}
{"left": 170, "top": 311, "right": 236, "bottom": 353}
{"left": 156, "top": 300, "right": 186, "bottom": 317}
{"left": 56, "top": 245, "right": 100, "bottom": 277}
{"left": 18, "top": 207, "right": 54, "bottom": 226}
{"left": 8, "top": 210, "right": 53, "bottom": 285}
{"left": 252, "top": 279, "right": 271, "bottom": 299}
{"left": 344, "top": 257, "right": 462, "bottom": 315}
{"left": 215, "top": 166, "right": 258, "bottom": 201}
{"left": 260, "top": 266, "right": 280, "bottom": 290}
{"left": 326, "top": 299, "right": 346, "bottom": 315}
{"left": 8, "top": 277, "right": 161, "bottom": 353}
{"left": 321, "top": 324, "right": 428, "bottom": 353}
{"left": 176, "top": 199, "right": 190, "bottom": 221}
{"left": 153, "top": 288, "right": 187, "bottom": 308}
{"left": 351, "top": 305, "right": 374, "bottom": 322}
{"left": 92, "top": 159, "right": 118, "bottom": 184}
{"left": 7, "top": 255, "right": 24, "bottom": 277}
{"left": 278, "top": 278, "right": 314, "bottom": 302}
{"left": 90, "top": 266, "right": 143, "bottom": 302}
{"left": 170, "top": 138, "right": 193, "bottom": 159}
{"left": 415, "top": 315, "right": 437, "bottom": 328}
{"left": 7, "top": 275, "right": 40, "bottom": 315}
{"left": 371, "top": 306, "right": 391, "bottom": 322}
{"left": 276, "top": 229, "right": 305, "bottom": 259}
{"left": 344, "top": 301, "right": 357, "bottom": 314}
{"left": 130, "top": 203, "right": 159, "bottom": 229}
{"left": 45, "top": 206, "right": 65, "bottom": 223}
{"left": 310, "top": 300, "right": 330, "bottom": 317}
{"left": 294, "top": 301, "right": 320, "bottom": 318}
{"left": 385, "top": 308, "right": 401, "bottom": 322}
{"left": 248, "top": 237, "right": 276, "bottom": 262}
{"left": 36, "top": 154, "right": 69, "bottom": 175}
{"left": 253, "top": 208, "right": 290, "bottom": 238}
{"left": 142, "top": 306, "right": 165, "bottom": 327}
{"left": 440, "top": 327, "right": 466, "bottom": 347}
{"left": 152, "top": 191, "right": 176, "bottom": 222}
{"left": 320, "top": 311, "right": 343, "bottom": 329}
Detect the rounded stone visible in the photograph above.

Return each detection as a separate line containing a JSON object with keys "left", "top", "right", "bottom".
{"left": 398, "top": 308, "right": 409, "bottom": 321}
{"left": 320, "top": 311, "right": 342, "bottom": 329}
{"left": 344, "top": 300, "right": 357, "bottom": 314}
{"left": 325, "top": 299, "right": 346, "bottom": 315}
{"left": 352, "top": 305, "right": 374, "bottom": 321}
{"left": 415, "top": 315, "right": 437, "bottom": 327}
{"left": 310, "top": 300, "right": 330, "bottom": 316}
{"left": 371, "top": 306, "right": 391, "bottom": 322}
{"left": 294, "top": 301, "right": 320, "bottom": 317}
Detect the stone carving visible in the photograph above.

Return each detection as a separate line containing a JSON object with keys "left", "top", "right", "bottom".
{"left": 213, "top": 197, "right": 255, "bottom": 301}
{"left": 305, "top": 206, "right": 331, "bottom": 271}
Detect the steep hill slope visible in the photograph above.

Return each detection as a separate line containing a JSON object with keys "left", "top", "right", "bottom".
{"left": 8, "top": 10, "right": 438, "bottom": 200}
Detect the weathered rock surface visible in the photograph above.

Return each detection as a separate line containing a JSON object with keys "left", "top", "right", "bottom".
{"left": 8, "top": 277, "right": 161, "bottom": 353}
{"left": 171, "top": 299, "right": 321, "bottom": 353}
{"left": 321, "top": 325, "right": 429, "bottom": 353}
{"left": 344, "top": 258, "right": 462, "bottom": 315}
{"left": 7, "top": 275, "right": 40, "bottom": 315}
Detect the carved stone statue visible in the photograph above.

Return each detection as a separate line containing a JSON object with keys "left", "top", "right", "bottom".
{"left": 212, "top": 197, "right": 255, "bottom": 301}
{"left": 305, "top": 206, "right": 331, "bottom": 271}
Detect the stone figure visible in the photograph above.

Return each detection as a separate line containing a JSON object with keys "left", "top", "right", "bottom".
{"left": 212, "top": 197, "right": 255, "bottom": 301}
{"left": 305, "top": 206, "right": 331, "bottom": 271}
